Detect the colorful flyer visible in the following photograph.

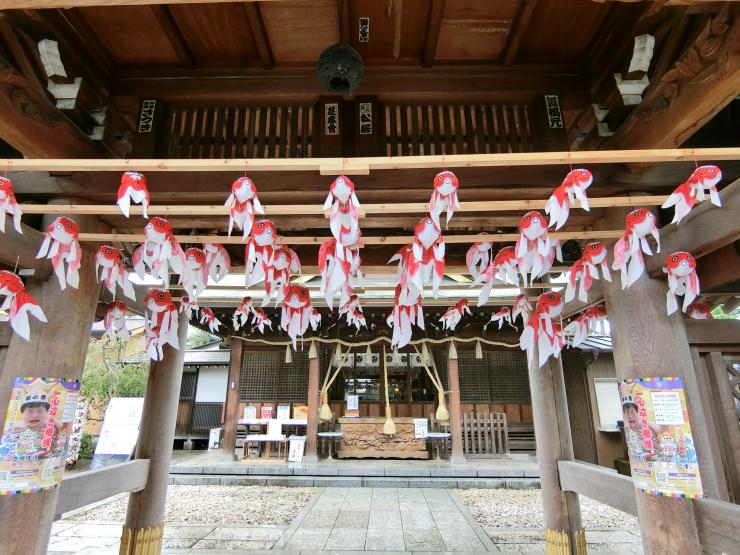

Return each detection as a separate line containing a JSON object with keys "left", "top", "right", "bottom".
{"left": 0, "top": 376, "right": 80, "bottom": 494}
{"left": 620, "top": 377, "right": 703, "bottom": 498}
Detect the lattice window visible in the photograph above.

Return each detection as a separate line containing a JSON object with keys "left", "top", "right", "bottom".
{"left": 459, "top": 351, "right": 491, "bottom": 402}
{"left": 240, "top": 349, "right": 309, "bottom": 402}
{"left": 276, "top": 350, "right": 310, "bottom": 402}
{"left": 487, "top": 350, "right": 531, "bottom": 403}
{"left": 179, "top": 370, "right": 197, "bottom": 400}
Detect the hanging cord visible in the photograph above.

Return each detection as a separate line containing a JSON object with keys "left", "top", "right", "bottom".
{"left": 382, "top": 345, "right": 396, "bottom": 434}
{"left": 231, "top": 334, "right": 518, "bottom": 349}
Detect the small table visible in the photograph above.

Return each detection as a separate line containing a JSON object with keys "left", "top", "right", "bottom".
{"left": 317, "top": 431, "right": 343, "bottom": 460}
{"left": 425, "top": 432, "right": 451, "bottom": 460}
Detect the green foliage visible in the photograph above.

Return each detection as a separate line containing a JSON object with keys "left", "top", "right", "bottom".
{"left": 711, "top": 306, "right": 740, "bottom": 320}
{"left": 78, "top": 432, "right": 93, "bottom": 460}
{"left": 187, "top": 328, "right": 219, "bottom": 348}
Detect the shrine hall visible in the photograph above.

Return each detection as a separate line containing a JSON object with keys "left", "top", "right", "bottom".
{"left": 0, "top": 1, "right": 739, "bottom": 554}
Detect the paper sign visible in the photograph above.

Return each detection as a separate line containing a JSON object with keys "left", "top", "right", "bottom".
{"left": 276, "top": 405, "right": 291, "bottom": 420}
{"left": 620, "top": 377, "right": 703, "bottom": 498}
{"left": 346, "top": 395, "right": 359, "bottom": 411}
{"left": 288, "top": 436, "right": 305, "bottom": 462}
{"left": 413, "top": 418, "right": 428, "bottom": 439}
{"left": 0, "top": 376, "right": 80, "bottom": 494}
{"left": 243, "top": 406, "right": 257, "bottom": 420}
{"left": 260, "top": 406, "right": 273, "bottom": 420}
{"left": 293, "top": 405, "right": 308, "bottom": 420}
{"left": 92, "top": 398, "right": 144, "bottom": 470}
{"left": 65, "top": 398, "right": 88, "bottom": 466}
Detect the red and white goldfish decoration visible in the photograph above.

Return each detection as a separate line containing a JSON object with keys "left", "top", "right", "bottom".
{"left": 251, "top": 308, "right": 272, "bottom": 334}
{"left": 117, "top": 172, "right": 150, "bottom": 218}
{"left": 199, "top": 307, "right": 222, "bottom": 333}
{"left": 144, "top": 289, "right": 179, "bottom": 361}
{"left": 486, "top": 306, "right": 514, "bottom": 330}
{"left": 181, "top": 247, "right": 209, "bottom": 299}
{"left": 36, "top": 216, "right": 82, "bottom": 290}
{"left": 663, "top": 252, "right": 700, "bottom": 316}
{"left": 466, "top": 239, "right": 492, "bottom": 282}
{"left": 429, "top": 170, "right": 460, "bottom": 229}
{"left": 95, "top": 245, "right": 136, "bottom": 301}
{"left": 233, "top": 296, "right": 255, "bottom": 330}
{"left": 520, "top": 291, "right": 564, "bottom": 368}
{"left": 512, "top": 294, "right": 533, "bottom": 324}
{"left": 244, "top": 219, "right": 277, "bottom": 287}
{"left": 477, "top": 246, "right": 519, "bottom": 307}
{"left": 319, "top": 236, "right": 363, "bottom": 310}
{"left": 281, "top": 285, "right": 313, "bottom": 348}
{"left": 226, "top": 176, "right": 264, "bottom": 239}
{"left": 408, "top": 216, "right": 445, "bottom": 296}
{"left": 686, "top": 302, "right": 713, "bottom": 320}
{"left": 566, "top": 305, "right": 608, "bottom": 348}
{"left": 388, "top": 284, "right": 424, "bottom": 349}
{"left": 179, "top": 296, "right": 199, "bottom": 319}
{"left": 323, "top": 176, "right": 361, "bottom": 247}
{"left": 439, "top": 299, "right": 471, "bottom": 331}
{"left": 204, "top": 242, "right": 231, "bottom": 283}
{"left": 133, "top": 217, "right": 186, "bottom": 284}
{"left": 515, "top": 211, "right": 561, "bottom": 285}
{"left": 339, "top": 294, "right": 364, "bottom": 328}
{"left": 0, "top": 270, "right": 46, "bottom": 341}
{"left": 545, "top": 169, "right": 593, "bottom": 230}
{"left": 612, "top": 209, "right": 660, "bottom": 289}
{"left": 564, "top": 242, "right": 611, "bottom": 303}
{"left": 662, "top": 165, "right": 722, "bottom": 225}
{"left": 264, "top": 245, "right": 301, "bottom": 307}
{"left": 0, "top": 176, "right": 22, "bottom": 234}
{"left": 309, "top": 308, "right": 322, "bottom": 331}
{"left": 103, "top": 301, "right": 129, "bottom": 342}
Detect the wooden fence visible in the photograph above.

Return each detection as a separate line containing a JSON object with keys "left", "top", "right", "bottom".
{"left": 461, "top": 412, "right": 509, "bottom": 456}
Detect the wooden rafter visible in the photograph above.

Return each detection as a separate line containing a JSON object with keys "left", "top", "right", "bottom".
{"left": 150, "top": 5, "right": 195, "bottom": 67}
{"left": 243, "top": 2, "right": 274, "bottom": 70}
{"left": 421, "top": 0, "right": 445, "bottom": 68}
{"left": 501, "top": 0, "right": 537, "bottom": 65}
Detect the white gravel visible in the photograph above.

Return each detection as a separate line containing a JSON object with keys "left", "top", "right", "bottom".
{"left": 455, "top": 488, "right": 639, "bottom": 530}
{"left": 69, "top": 485, "right": 317, "bottom": 526}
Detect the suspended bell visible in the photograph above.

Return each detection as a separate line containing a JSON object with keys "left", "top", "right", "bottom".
{"left": 317, "top": 43, "right": 364, "bottom": 95}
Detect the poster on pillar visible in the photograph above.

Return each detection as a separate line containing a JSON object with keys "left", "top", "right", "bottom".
{"left": 0, "top": 376, "right": 80, "bottom": 494}
{"left": 619, "top": 377, "right": 703, "bottom": 499}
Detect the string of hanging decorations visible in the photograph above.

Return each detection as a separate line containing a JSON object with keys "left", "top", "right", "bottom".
{"left": 0, "top": 157, "right": 725, "bottom": 368}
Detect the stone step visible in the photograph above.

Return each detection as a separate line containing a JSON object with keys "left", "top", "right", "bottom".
{"left": 168, "top": 473, "right": 541, "bottom": 489}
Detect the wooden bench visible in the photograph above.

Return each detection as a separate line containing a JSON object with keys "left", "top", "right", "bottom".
{"left": 507, "top": 422, "right": 536, "bottom": 452}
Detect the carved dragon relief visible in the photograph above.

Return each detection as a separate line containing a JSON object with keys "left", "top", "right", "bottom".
{"left": 634, "top": 4, "right": 736, "bottom": 122}
{"left": 341, "top": 422, "right": 426, "bottom": 451}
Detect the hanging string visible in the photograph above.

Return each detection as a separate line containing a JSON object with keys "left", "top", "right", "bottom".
{"left": 231, "top": 334, "right": 518, "bottom": 349}
{"left": 13, "top": 255, "right": 20, "bottom": 274}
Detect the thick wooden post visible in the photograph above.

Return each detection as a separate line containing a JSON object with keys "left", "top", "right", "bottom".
{"left": 120, "top": 314, "right": 188, "bottom": 555}
{"left": 0, "top": 244, "right": 101, "bottom": 555}
{"left": 529, "top": 355, "right": 586, "bottom": 554}
{"left": 221, "top": 338, "right": 243, "bottom": 459}
{"left": 447, "top": 343, "right": 465, "bottom": 463}
{"left": 304, "top": 342, "right": 321, "bottom": 462}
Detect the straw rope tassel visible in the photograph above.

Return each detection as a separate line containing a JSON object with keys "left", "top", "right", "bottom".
{"left": 382, "top": 346, "right": 396, "bottom": 435}
{"left": 319, "top": 350, "right": 354, "bottom": 422}
{"left": 413, "top": 345, "right": 449, "bottom": 425}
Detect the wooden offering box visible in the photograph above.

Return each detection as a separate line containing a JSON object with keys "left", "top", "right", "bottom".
{"left": 337, "top": 417, "right": 429, "bottom": 459}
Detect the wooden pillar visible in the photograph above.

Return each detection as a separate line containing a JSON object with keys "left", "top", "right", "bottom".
{"left": 0, "top": 244, "right": 101, "bottom": 555}
{"left": 304, "top": 342, "right": 321, "bottom": 462}
{"left": 120, "top": 314, "right": 188, "bottom": 555}
{"left": 529, "top": 355, "right": 586, "bottom": 554}
{"left": 447, "top": 343, "right": 465, "bottom": 463}
{"left": 221, "top": 338, "right": 243, "bottom": 459}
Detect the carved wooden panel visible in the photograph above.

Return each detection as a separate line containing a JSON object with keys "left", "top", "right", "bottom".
{"left": 337, "top": 417, "right": 429, "bottom": 459}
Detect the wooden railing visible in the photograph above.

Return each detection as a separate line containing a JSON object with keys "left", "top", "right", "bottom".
{"left": 461, "top": 412, "right": 509, "bottom": 456}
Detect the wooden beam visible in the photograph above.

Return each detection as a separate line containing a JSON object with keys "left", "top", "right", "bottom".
{"left": 55, "top": 460, "right": 150, "bottom": 519}
{"left": 243, "top": 2, "right": 274, "bottom": 70}
{"left": 685, "top": 319, "right": 740, "bottom": 346}
{"left": 0, "top": 222, "right": 52, "bottom": 279}
{"left": 1, "top": 147, "right": 738, "bottom": 173}
{"left": 646, "top": 178, "right": 740, "bottom": 275}
{"left": 558, "top": 460, "right": 638, "bottom": 516}
{"left": 608, "top": 4, "right": 740, "bottom": 150}
{"left": 150, "top": 5, "right": 195, "bottom": 67}
{"left": 696, "top": 242, "right": 740, "bottom": 291}
{"left": 421, "top": 0, "right": 445, "bottom": 68}
{"left": 693, "top": 497, "right": 740, "bottom": 555}
{"left": 501, "top": 0, "right": 537, "bottom": 65}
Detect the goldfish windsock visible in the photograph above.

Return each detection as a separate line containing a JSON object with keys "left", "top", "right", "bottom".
{"left": 263, "top": 245, "right": 301, "bottom": 307}
{"left": 515, "top": 211, "right": 561, "bottom": 285}
{"left": 520, "top": 292, "right": 564, "bottom": 368}
{"left": 565, "top": 305, "right": 607, "bottom": 348}
{"left": 179, "top": 296, "right": 199, "bottom": 319}
{"left": 233, "top": 296, "right": 255, "bottom": 330}
{"left": 181, "top": 247, "right": 209, "bottom": 299}
{"left": 686, "top": 302, "right": 713, "bottom": 320}
{"left": 199, "top": 307, "right": 222, "bottom": 334}
{"left": 0, "top": 270, "right": 47, "bottom": 341}
{"left": 244, "top": 219, "right": 277, "bottom": 287}
{"left": 408, "top": 216, "right": 445, "bottom": 297}
{"left": 320, "top": 235, "right": 363, "bottom": 311}
{"left": 428, "top": 170, "right": 460, "bottom": 229}
{"left": 612, "top": 209, "right": 660, "bottom": 289}
{"left": 251, "top": 308, "right": 273, "bottom": 334}
{"left": 662, "top": 165, "right": 722, "bottom": 225}
{"left": 117, "top": 171, "right": 150, "bottom": 218}
{"left": 0, "top": 176, "right": 23, "bottom": 234}
{"left": 486, "top": 306, "right": 514, "bottom": 330}
{"left": 203, "top": 242, "right": 231, "bottom": 283}
{"left": 309, "top": 308, "right": 322, "bottom": 331}
{"left": 339, "top": 294, "right": 364, "bottom": 328}
{"left": 663, "top": 252, "right": 700, "bottom": 316}
{"left": 564, "top": 242, "right": 611, "bottom": 303}
{"left": 545, "top": 169, "right": 593, "bottom": 230}
{"left": 103, "top": 301, "right": 129, "bottom": 342}
{"left": 439, "top": 299, "right": 471, "bottom": 331}
{"left": 512, "top": 294, "right": 533, "bottom": 324}
{"left": 388, "top": 284, "right": 424, "bottom": 348}
{"left": 133, "top": 217, "right": 186, "bottom": 285}
{"left": 36, "top": 216, "right": 82, "bottom": 290}
{"left": 466, "top": 239, "right": 492, "bottom": 282}
{"left": 281, "top": 285, "right": 313, "bottom": 348}
{"left": 477, "top": 246, "right": 519, "bottom": 307}
{"left": 95, "top": 245, "right": 136, "bottom": 301}
{"left": 225, "top": 176, "right": 264, "bottom": 239}
{"left": 323, "top": 175, "right": 361, "bottom": 247}
{"left": 144, "top": 289, "right": 179, "bottom": 361}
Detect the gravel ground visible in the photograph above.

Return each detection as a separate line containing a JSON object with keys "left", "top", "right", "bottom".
{"left": 455, "top": 488, "right": 639, "bottom": 530}
{"left": 68, "top": 485, "right": 317, "bottom": 526}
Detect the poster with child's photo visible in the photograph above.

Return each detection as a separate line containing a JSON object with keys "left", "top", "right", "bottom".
{"left": 0, "top": 376, "right": 80, "bottom": 493}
